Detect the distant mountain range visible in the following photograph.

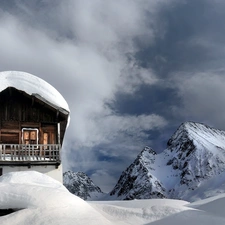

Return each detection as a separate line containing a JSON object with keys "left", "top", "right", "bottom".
{"left": 64, "top": 122, "right": 225, "bottom": 202}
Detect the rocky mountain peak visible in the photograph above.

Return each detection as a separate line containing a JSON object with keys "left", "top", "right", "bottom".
{"left": 109, "top": 146, "right": 166, "bottom": 200}
{"left": 110, "top": 122, "right": 225, "bottom": 202}
{"left": 167, "top": 122, "right": 199, "bottom": 149}
{"left": 137, "top": 146, "right": 157, "bottom": 169}
{"left": 63, "top": 171, "right": 104, "bottom": 200}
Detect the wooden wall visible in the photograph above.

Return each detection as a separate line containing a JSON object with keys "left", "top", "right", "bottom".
{"left": 0, "top": 87, "right": 68, "bottom": 145}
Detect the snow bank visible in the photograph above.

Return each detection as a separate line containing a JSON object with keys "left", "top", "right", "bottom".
{"left": 90, "top": 199, "right": 190, "bottom": 225}
{"left": 188, "top": 193, "right": 225, "bottom": 217}
{"left": 0, "top": 171, "right": 112, "bottom": 225}
{"left": 0, "top": 71, "right": 69, "bottom": 113}
{"left": 148, "top": 194, "right": 225, "bottom": 225}
{"left": 0, "top": 171, "right": 67, "bottom": 191}
{"left": 0, "top": 171, "right": 225, "bottom": 225}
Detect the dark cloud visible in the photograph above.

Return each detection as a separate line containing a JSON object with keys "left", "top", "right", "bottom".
{"left": 136, "top": 0, "right": 225, "bottom": 76}
{"left": 1, "top": 0, "right": 225, "bottom": 191}
{"left": 112, "top": 84, "right": 180, "bottom": 117}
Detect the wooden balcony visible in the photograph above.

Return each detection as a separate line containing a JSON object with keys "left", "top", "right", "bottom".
{"left": 0, "top": 144, "right": 61, "bottom": 167}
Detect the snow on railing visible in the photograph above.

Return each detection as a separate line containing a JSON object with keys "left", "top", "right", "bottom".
{"left": 0, "top": 144, "right": 61, "bottom": 162}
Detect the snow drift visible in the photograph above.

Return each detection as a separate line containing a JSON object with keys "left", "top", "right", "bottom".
{"left": 0, "top": 171, "right": 112, "bottom": 225}
{"left": 0, "top": 171, "right": 225, "bottom": 224}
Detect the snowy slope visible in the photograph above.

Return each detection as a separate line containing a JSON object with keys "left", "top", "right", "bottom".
{"left": 0, "top": 71, "right": 69, "bottom": 113}
{"left": 90, "top": 199, "right": 190, "bottom": 225}
{"left": 1, "top": 171, "right": 225, "bottom": 224}
{"left": 63, "top": 171, "right": 104, "bottom": 200}
{"left": 148, "top": 194, "right": 225, "bottom": 225}
{"left": 110, "top": 122, "right": 225, "bottom": 201}
{"left": 92, "top": 194, "right": 225, "bottom": 225}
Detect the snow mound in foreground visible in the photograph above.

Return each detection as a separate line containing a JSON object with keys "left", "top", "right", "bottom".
{"left": 0, "top": 171, "right": 67, "bottom": 190}
{"left": 0, "top": 171, "right": 112, "bottom": 225}
{"left": 1, "top": 171, "right": 225, "bottom": 225}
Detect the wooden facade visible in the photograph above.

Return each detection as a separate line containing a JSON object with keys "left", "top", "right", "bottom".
{"left": 0, "top": 87, "right": 69, "bottom": 166}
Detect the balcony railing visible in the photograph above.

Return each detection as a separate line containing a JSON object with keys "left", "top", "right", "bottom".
{"left": 0, "top": 144, "right": 61, "bottom": 162}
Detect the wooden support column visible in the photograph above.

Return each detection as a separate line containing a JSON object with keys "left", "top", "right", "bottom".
{"left": 57, "top": 123, "right": 60, "bottom": 145}
{"left": 19, "top": 122, "right": 21, "bottom": 144}
{"left": 0, "top": 120, "right": 1, "bottom": 143}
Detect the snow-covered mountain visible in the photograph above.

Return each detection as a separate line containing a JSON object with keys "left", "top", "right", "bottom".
{"left": 63, "top": 171, "right": 104, "bottom": 200}
{"left": 110, "top": 147, "right": 167, "bottom": 200}
{"left": 110, "top": 122, "right": 225, "bottom": 201}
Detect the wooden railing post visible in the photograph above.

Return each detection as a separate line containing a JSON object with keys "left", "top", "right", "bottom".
{"left": 52, "top": 145, "right": 55, "bottom": 161}
{"left": 0, "top": 145, "right": 2, "bottom": 160}
{"left": 49, "top": 145, "right": 51, "bottom": 160}
{"left": 3, "top": 145, "right": 5, "bottom": 160}
{"left": 57, "top": 144, "right": 60, "bottom": 161}
{"left": 10, "top": 145, "right": 13, "bottom": 161}
{"left": 31, "top": 145, "right": 34, "bottom": 160}
{"left": 39, "top": 145, "right": 42, "bottom": 160}
{"left": 44, "top": 145, "right": 46, "bottom": 160}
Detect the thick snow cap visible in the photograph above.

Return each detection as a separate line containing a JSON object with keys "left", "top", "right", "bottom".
{"left": 0, "top": 71, "right": 70, "bottom": 117}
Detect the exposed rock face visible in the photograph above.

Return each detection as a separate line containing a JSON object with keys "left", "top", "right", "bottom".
{"left": 110, "top": 147, "right": 166, "bottom": 200}
{"left": 63, "top": 171, "right": 104, "bottom": 200}
{"left": 110, "top": 122, "right": 225, "bottom": 201}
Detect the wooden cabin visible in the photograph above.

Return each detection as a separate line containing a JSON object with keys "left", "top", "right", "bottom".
{"left": 0, "top": 71, "right": 70, "bottom": 182}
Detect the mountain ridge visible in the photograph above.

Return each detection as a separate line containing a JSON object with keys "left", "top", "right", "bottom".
{"left": 110, "top": 121, "right": 225, "bottom": 201}
{"left": 64, "top": 121, "right": 225, "bottom": 202}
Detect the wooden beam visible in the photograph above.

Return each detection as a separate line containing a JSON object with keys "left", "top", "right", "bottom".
{"left": 0, "top": 133, "right": 18, "bottom": 137}
{"left": 0, "top": 129, "right": 20, "bottom": 133}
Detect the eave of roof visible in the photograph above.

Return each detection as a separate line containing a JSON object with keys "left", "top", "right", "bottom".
{"left": 32, "top": 93, "right": 70, "bottom": 116}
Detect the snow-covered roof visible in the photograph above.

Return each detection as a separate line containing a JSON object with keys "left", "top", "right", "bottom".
{"left": 0, "top": 71, "right": 70, "bottom": 115}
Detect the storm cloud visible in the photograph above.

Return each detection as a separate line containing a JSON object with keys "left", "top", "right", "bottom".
{"left": 1, "top": 0, "right": 225, "bottom": 191}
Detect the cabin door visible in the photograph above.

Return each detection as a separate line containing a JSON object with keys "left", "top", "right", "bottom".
{"left": 43, "top": 133, "right": 48, "bottom": 145}
{"left": 42, "top": 124, "right": 57, "bottom": 145}
{"left": 43, "top": 132, "right": 55, "bottom": 145}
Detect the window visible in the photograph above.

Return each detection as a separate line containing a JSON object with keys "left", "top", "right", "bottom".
{"left": 22, "top": 128, "right": 39, "bottom": 145}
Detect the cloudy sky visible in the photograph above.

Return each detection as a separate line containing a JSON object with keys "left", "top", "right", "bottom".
{"left": 1, "top": 0, "right": 225, "bottom": 192}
